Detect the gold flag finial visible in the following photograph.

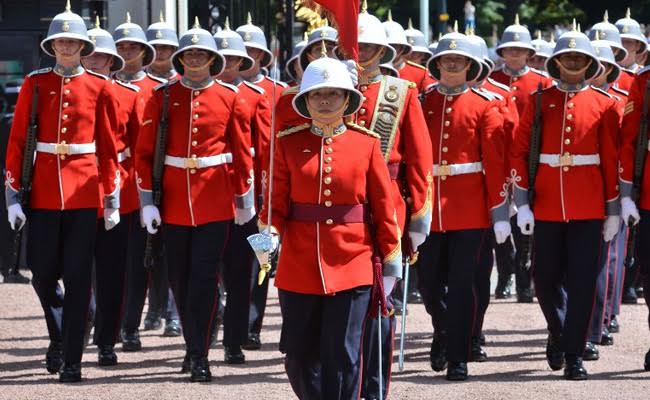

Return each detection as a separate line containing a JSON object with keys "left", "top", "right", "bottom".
{"left": 126, "top": 12, "right": 131, "bottom": 24}
{"left": 408, "top": 18, "right": 413, "bottom": 30}
{"left": 320, "top": 40, "right": 328, "bottom": 58}
{"left": 626, "top": 8, "right": 631, "bottom": 18}
{"left": 193, "top": 16, "right": 200, "bottom": 29}
{"left": 65, "top": 0, "right": 71, "bottom": 12}
{"left": 453, "top": 20, "right": 458, "bottom": 33}
{"left": 361, "top": 0, "right": 368, "bottom": 13}
{"left": 387, "top": 10, "right": 393, "bottom": 22}
{"left": 514, "top": 13, "right": 520, "bottom": 25}
{"left": 603, "top": 10, "right": 609, "bottom": 22}
{"left": 160, "top": 10, "right": 165, "bottom": 23}
{"left": 224, "top": 16, "right": 230, "bottom": 30}
{"left": 247, "top": 12, "right": 252, "bottom": 25}
{"left": 95, "top": 15, "right": 100, "bottom": 29}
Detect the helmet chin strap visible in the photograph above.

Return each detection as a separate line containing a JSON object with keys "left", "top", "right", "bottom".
{"left": 179, "top": 55, "right": 216, "bottom": 72}
{"left": 553, "top": 57, "right": 593, "bottom": 78}
{"left": 360, "top": 47, "right": 386, "bottom": 69}
{"left": 307, "top": 94, "right": 350, "bottom": 130}
{"left": 124, "top": 50, "right": 147, "bottom": 65}
{"left": 439, "top": 62, "right": 471, "bottom": 81}
{"left": 53, "top": 42, "right": 85, "bottom": 58}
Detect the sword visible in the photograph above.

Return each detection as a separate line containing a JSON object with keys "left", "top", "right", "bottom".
{"left": 398, "top": 255, "right": 410, "bottom": 371}
{"left": 378, "top": 304, "right": 383, "bottom": 400}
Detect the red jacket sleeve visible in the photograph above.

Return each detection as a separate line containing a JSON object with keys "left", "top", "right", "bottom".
{"left": 95, "top": 81, "right": 121, "bottom": 209}
{"left": 229, "top": 94, "right": 255, "bottom": 209}
{"left": 480, "top": 102, "right": 509, "bottom": 222}
{"left": 134, "top": 90, "right": 161, "bottom": 206}
{"left": 4, "top": 75, "right": 33, "bottom": 202}
{"left": 509, "top": 91, "right": 535, "bottom": 206}
{"left": 259, "top": 134, "right": 290, "bottom": 235}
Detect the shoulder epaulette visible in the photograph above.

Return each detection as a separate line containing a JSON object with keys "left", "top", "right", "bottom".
{"left": 406, "top": 60, "right": 426, "bottom": 70}
{"left": 530, "top": 68, "right": 549, "bottom": 77}
{"left": 280, "top": 86, "right": 299, "bottom": 97}
{"left": 471, "top": 87, "right": 493, "bottom": 101}
{"left": 480, "top": 88, "right": 503, "bottom": 101}
{"left": 217, "top": 80, "right": 239, "bottom": 93}
{"left": 486, "top": 77, "right": 511, "bottom": 92}
{"left": 266, "top": 77, "right": 289, "bottom": 88}
{"left": 611, "top": 85, "right": 629, "bottom": 97}
{"left": 243, "top": 80, "right": 265, "bottom": 95}
{"left": 277, "top": 123, "right": 310, "bottom": 138}
{"left": 114, "top": 79, "right": 140, "bottom": 92}
{"left": 87, "top": 69, "right": 109, "bottom": 80}
{"left": 638, "top": 65, "right": 650, "bottom": 75}
{"left": 147, "top": 73, "right": 167, "bottom": 84}
{"left": 408, "top": 81, "right": 417, "bottom": 89}
{"left": 424, "top": 82, "right": 438, "bottom": 94}
{"left": 346, "top": 122, "right": 380, "bottom": 138}
{"left": 27, "top": 67, "right": 52, "bottom": 77}
{"left": 592, "top": 86, "right": 613, "bottom": 98}
{"left": 154, "top": 80, "right": 176, "bottom": 91}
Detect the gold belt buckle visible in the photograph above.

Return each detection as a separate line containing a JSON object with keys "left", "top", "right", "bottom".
{"left": 55, "top": 141, "right": 70, "bottom": 155}
{"left": 437, "top": 165, "right": 451, "bottom": 177}
{"left": 185, "top": 155, "right": 199, "bottom": 169}
{"left": 559, "top": 153, "right": 573, "bottom": 167}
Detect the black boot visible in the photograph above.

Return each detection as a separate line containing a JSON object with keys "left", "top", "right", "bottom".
{"left": 546, "top": 334, "right": 565, "bottom": 371}
{"left": 446, "top": 361, "right": 468, "bottom": 381}
{"left": 143, "top": 314, "right": 162, "bottom": 331}
{"left": 163, "top": 319, "right": 182, "bottom": 337}
{"left": 121, "top": 329, "right": 142, "bottom": 352}
{"left": 645, "top": 348, "right": 650, "bottom": 371}
{"left": 59, "top": 363, "right": 82, "bottom": 383}
{"left": 622, "top": 286, "right": 638, "bottom": 304}
{"left": 600, "top": 328, "right": 614, "bottom": 346}
{"left": 45, "top": 341, "right": 63, "bottom": 374}
{"left": 180, "top": 352, "right": 191, "bottom": 374}
{"left": 494, "top": 274, "right": 513, "bottom": 299}
{"left": 2, "top": 269, "right": 30, "bottom": 284}
{"left": 470, "top": 336, "right": 487, "bottom": 362}
{"left": 224, "top": 346, "right": 246, "bottom": 364}
{"left": 97, "top": 345, "right": 118, "bottom": 366}
{"left": 430, "top": 334, "right": 447, "bottom": 372}
{"left": 190, "top": 357, "right": 212, "bottom": 382}
{"left": 242, "top": 332, "right": 261, "bottom": 350}
{"left": 516, "top": 287, "right": 534, "bottom": 303}
{"left": 582, "top": 342, "right": 599, "bottom": 361}
{"left": 608, "top": 316, "right": 620, "bottom": 333}
{"left": 563, "top": 355, "right": 588, "bottom": 380}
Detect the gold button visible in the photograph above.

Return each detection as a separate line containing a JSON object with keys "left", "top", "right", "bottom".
{"left": 569, "top": 93, "right": 575, "bottom": 98}
{"left": 359, "top": 109, "right": 366, "bottom": 115}
{"left": 194, "top": 91, "right": 200, "bottom": 96}
{"left": 326, "top": 148, "right": 333, "bottom": 154}
{"left": 325, "top": 219, "right": 333, "bottom": 225}
{"left": 63, "top": 102, "right": 69, "bottom": 107}
{"left": 64, "top": 78, "right": 71, "bottom": 84}
{"left": 565, "top": 127, "right": 572, "bottom": 133}
{"left": 441, "top": 160, "right": 448, "bottom": 165}
{"left": 513, "top": 77, "right": 518, "bottom": 82}
{"left": 512, "top": 96, "right": 517, "bottom": 101}
{"left": 194, "top": 101, "right": 200, "bottom": 107}
{"left": 567, "top": 103, "right": 574, "bottom": 109}
{"left": 324, "top": 189, "right": 331, "bottom": 196}
{"left": 564, "top": 139, "right": 571, "bottom": 145}
{"left": 191, "top": 154, "right": 197, "bottom": 158}
{"left": 444, "top": 121, "right": 450, "bottom": 127}
{"left": 61, "top": 127, "right": 67, "bottom": 133}
{"left": 443, "top": 133, "right": 449, "bottom": 139}
{"left": 192, "top": 140, "right": 198, "bottom": 146}
{"left": 441, "top": 175, "right": 447, "bottom": 181}
{"left": 193, "top": 114, "right": 199, "bottom": 120}
{"left": 60, "top": 155, "right": 66, "bottom": 160}
{"left": 447, "top": 96, "right": 453, "bottom": 101}
{"left": 325, "top": 166, "right": 332, "bottom": 173}
{"left": 325, "top": 138, "right": 333, "bottom": 144}
{"left": 445, "top": 107, "right": 452, "bottom": 113}
{"left": 192, "top": 127, "right": 198, "bottom": 133}
{"left": 64, "top": 89, "right": 70, "bottom": 95}
{"left": 427, "top": 111, "right": 434, "bottom": 115}
{"left": 324, "top": 176, "right": 332, "bottom": 184}
{"left": 512, "top": 86, "right": 518, "bottom": 90}
{"left": 360, "top": 120, "right": 366, "bottom": 126}
{"left": 190, "top": 169, "right": 196, "bottom": 174}
{"left": 562, "top": 166, "right": 569, "bottom": 172}
{"left": 325, "top": 200, "right": 332, "bottom": 207}
{"left": 325, "top": 156, "right": 332, "bottom": 163}
{"left": 442, "top": 147, "right": 448, "bottom": 153}
{"left": 62, "top": 114, "right": 68, "bottom": 120}
{"left": 360, "top": 85, "right": 367, "bottom": 91}
{"left": 567, "top": 114, "right": 573, "bottom": 120}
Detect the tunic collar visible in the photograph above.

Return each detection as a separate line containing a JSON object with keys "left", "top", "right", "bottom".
{"left": 310, "top": 122, "right": 347, "bottom": 137}
{"left": 180, "top": 76, "right": 214, "bottom": 90}
{"left": 556, "top": 81, "right": 589, "bottom": 93}
{"left": 114, "top": 70, "right": 146, "bottom": 83}
{"left": 53, "top": 64, "right": 84, "bottom": 77}
{"left": 502, "top": 65, "right": 529, "bottom": 77}
{"left": 359, "top": 68, "right": 382, "bottom": 85}
{"left": 147, "top": 68, "right": 177, "bottom": 80}
{"left": 436, "top": 83, "right": 469, "bottom": 96}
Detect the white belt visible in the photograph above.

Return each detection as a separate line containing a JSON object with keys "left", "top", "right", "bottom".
{"left": 222, "top": 147, "right": 256, "bottom": 163}
{"left": 117, "top": 147, "right": 131, "bottom": 163}
{"left": 164, "top": 154, "right": 230, "bottom": 169}
{"left": 539, "top": 153, "right": 600, "bottom": 167}
{"left": 36, "top": 141, "right": 96, "bottom": 155}
{"left": 433, "top": 162, "right": 483, "bottom": 177}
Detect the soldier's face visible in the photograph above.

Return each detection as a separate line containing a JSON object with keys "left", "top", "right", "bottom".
{"left": 117, "top": 42, "right": 145, "bottom": 63}
{"left": 224, "top": 55, "right": 244, "bottom": 72}
{"left": 153, "top": 45, "right": 175, "bottom": 62}
{"left": 307, "top": 42, "right": 336, "bottom": 61}
{"left": 181, "top": 49, "right": 212, "bottom": 69}
{"left": 528, "top": 55, "right": 547, "bottom": 71}
{"left": 622, "top": 38, "right": 642, "bottom": 55}
{"left": 359, "top": 43, "right": 385, "bottom": 64}
{"left": 437, "top": 54, "right": 470, "bottom": 73}
{"left": 557, "top": 53, "right": 589, "bottom": 70}
{"left": 307, "top": 88, "right": 347, "bottom": 115}
{"left": 81, "top": 53, "right": 114, "bottom": 74}
{"left": 501, "top": 47, "right": 530, "bottom": 67}
{"left": 406, "top": 52, "right": 429, "bottom": 65}
{"left": 246, "top": 47, "right": 266, "bottom": 64}
{"left": 52, "top": 38, "right": 84, "bottom": 57}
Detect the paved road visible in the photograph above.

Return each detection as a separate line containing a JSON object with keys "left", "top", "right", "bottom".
{"left": 0, "top": 276, "right": 649, "bottom": 399}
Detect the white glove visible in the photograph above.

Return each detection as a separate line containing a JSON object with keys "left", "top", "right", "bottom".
{"left": 270, "top": 234, "right": 280, "bottom": 253}
{"left": 516, "top": 204, "right": 535, "bottom": 235}
{"left": 7, "top": 204, "right": 26, "bottom": 231}
{"left": 142, "top": 205, "right": 161, "bottom": 234}
{"left": 104, "top": 208, "right": 120, "bottom": 231}
{"left": 621, "top": 196, "right": 640, "bottom": 226}
{"left": 493, "top": 221, "right": 511, "bottom": 244}
{"left": 342, "top": 60, "right": 359, "bottom": 87}
{"left": 235, "top": 206, "right": 256, "bottom": 225}
{"left": 383, "top": 276, "right": 397, "bottom": 298}
{"left": 603, "top": 215, "right": 621, "bottom": 242}
{"left": 409, "top": 231, "right": 427, "bottom": 251}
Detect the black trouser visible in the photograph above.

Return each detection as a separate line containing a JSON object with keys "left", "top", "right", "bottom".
{"left": 146, "top": 245, "right": 179, "bottom": 322}
{"left": 416, "top": 229, "right": 489, "bottom": 363}
{"left": 494, "top": 223, "right": 514, "bottom": 284}
{"left": 164, "top": 221, "right": 228, "bottom": 359}
{"left": 28, "top": 208, "right": 96, "bottom": 364}
{"left": 122, "top": 215, "right": 148, "bottom": 333}
{"left": 360, "top": 305, "right": 395, "bottom": 400}
{"left": 222, "top": 218, "right": 256, "bottom": 348}
{"left": 248, "top": 253, "right": 269, "bottom": 336}
{"left": 280, "top": 286, "right": 370, "bottom": 400}
{"left": 93, "top": 212, "right": 131, "bottom": 346}
{"left": 474, "top": 232, "right": 495, "bottom": 337}
{"left": 637, "top": 210, "right": 650, "bottom": 330}
{"left": 511, "top": 216, "right": 532, "bottom": 291}
{"left": 533, "top": 219, "right": 602, "bottom": 356}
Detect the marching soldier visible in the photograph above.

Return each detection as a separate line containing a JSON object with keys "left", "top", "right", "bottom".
{"left": 260, "top": 54, "right": 402, "bottom": 400}
{"left": 353, "top": 7, "right": 433, "bottom": 398}
{"left": 5, "top": 2, "right": 120, "bottom": 381}
{"left": 615, "top": 9, "right": 647, "bottom": 92}
{"left": 135, "top": 20, "right": 255, "bottom": 382}
{"left": 142, "top": 10, "right": 182, "bottom": 337}
{"left": 81, "top": 18, "right": 139, "bottom": 367}
{"left": 528, "top": 31, "right": 554, "bottom": 72}
{"left": 510, "top": 25, "right": 620, "bottom": 380}
{"left": 112, "top": 12, "right": 163, "bottom": 351}
{"left": 404, "top": 19, "right": 433, "bottom": 67}
{"left": 215, "top": 20, "right": 272, "bottom": 363}
{"left": 418, "top": 30, "right": 510, "bottom": 381}
{"left": 383, "top": 10, "right": 435, "bottom": 94}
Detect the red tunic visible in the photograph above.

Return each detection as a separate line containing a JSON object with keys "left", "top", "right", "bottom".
{"left": 260, "top": 124, "right": 401, "bottom": 295}
{"left": 5, "top": 68, "right": 120, "bottom": 210}
{"left": 397, "top": 61, "right": 436, "bottom": 94}
{"left": 510, "top": 86, "right": 620, "bottom": 221}
{"left": 250, "top": 75, "right": 287, "bottom": 105}
{"left": 274, "top": 86, "right": 308, "bottom": 133}
{"left": 421, "top": 85, "right": 508, "bottom": 231}
{"left": 490, "top": 67, "right": 554, "bottom": 117}
{"left": 616, "top": 68, "right": 637, "bottom": 92}
{"left": 135, "top": 79, "right": 254, "bottom": 226}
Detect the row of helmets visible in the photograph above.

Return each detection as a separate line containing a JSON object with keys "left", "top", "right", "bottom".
{"left": 41, "top": 1, "right": 274, "bottom": 77}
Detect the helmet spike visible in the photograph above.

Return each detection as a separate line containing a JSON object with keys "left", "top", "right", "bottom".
{"left": 303, "top": 31, "right": 308, "bottom": 41}
{"left": 320, "top": 40, "right": 328, "bottom": 58}
{"left": 126, "top": 12, "right": 131, "bottom": 24}
{"left": 387, "top": 10, "right": 393, "bottom": 22}
{"left": 536, "top": 30, "right": 542, "bottom": 40}
{"left": 247, "top": 12, "right": 252, "bottom": 25}
{"left": 224, "top": 16, "right": 230, "bottom": 30}
{"left": 95, "top": 15, "right": 101, "bottom": 29}
{"left": 626, "top": 8, "right": 631, "bottom": 18}
{"left": 578, "top": 22, "right": 582, "bottom": 33}
{"left": 160, "top": 10, "right": 165, "bottom": 23}
{"left": 603, "top": 10, "right": 609, "bottom": 22}
{"left": 323, "top": 18, "right": 329, "bottom": 27}
{"left": 65, "top": 0, "right": 71, "bottom": 12}
{"left": 453, "top": 20, "right": 458, "bottom": 33}
{"left": 550, "top": 32, "right": 555, "bottom": 44}
{"left": 514, "top": 13, "right": 520, "bottom": 25}
{"left": 408, "top": 18, "right": 413, "bottom": 30}
{"left": 193, "top": 16, "right": 200, "bottom": 29}
{"left": 438, "top": 32, "right": 442, "bottom": 41}
{"left": 571, "top": 18, "right": 577, "bottom": 31}
{"left": 361, "top": 0, "right": 368, "bottom": 14}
